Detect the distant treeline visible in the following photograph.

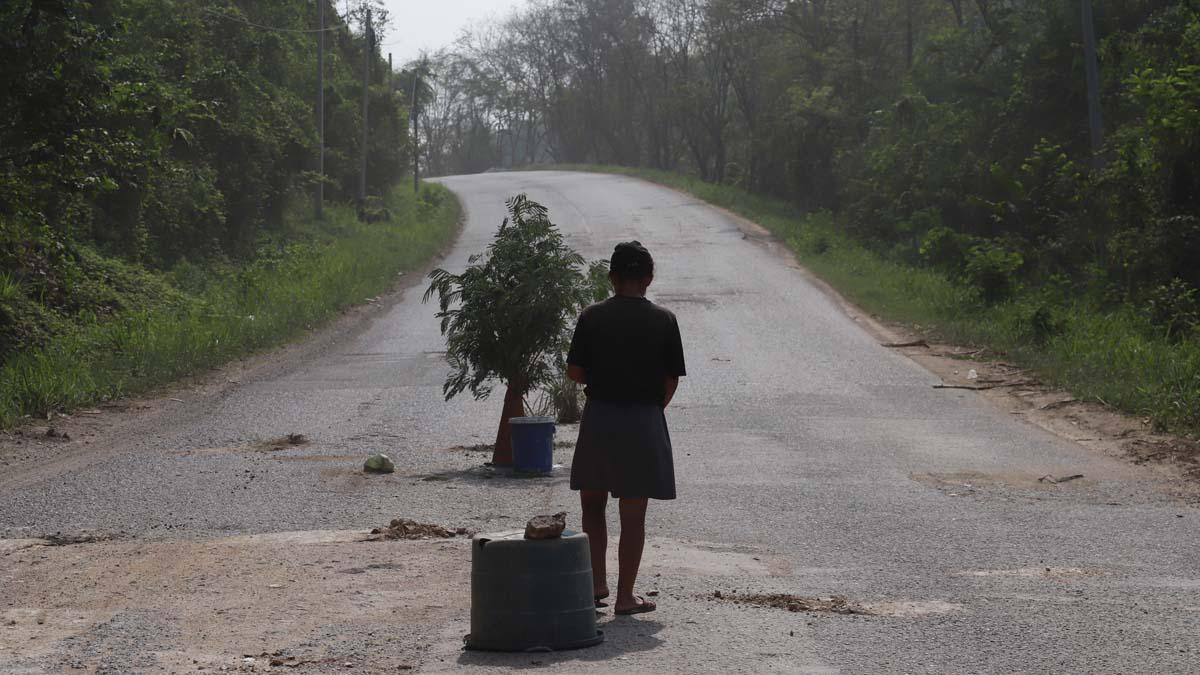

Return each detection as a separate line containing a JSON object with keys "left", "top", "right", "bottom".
{"left": 426, "top": 0, "right": 1200, "bottom": 337}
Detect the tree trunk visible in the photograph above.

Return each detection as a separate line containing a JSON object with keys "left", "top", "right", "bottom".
{"left": 491, "top": 382, "right": 527, "bottom": 466}
{"left": 946, "top": 0, "right": 964, "bottom": 26}
{"left": 905, "top": 1, "right": 915, "bottom": 71}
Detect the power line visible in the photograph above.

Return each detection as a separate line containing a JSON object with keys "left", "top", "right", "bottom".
{"left": 198, "top": 7, "right": 340, "bottom": 34}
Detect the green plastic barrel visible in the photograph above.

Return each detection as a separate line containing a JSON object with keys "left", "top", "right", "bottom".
{"left": 465, "top": 530, "right": 604, "bottom": 651}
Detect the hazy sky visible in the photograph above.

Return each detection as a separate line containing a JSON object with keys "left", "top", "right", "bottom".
{"left": 377, "top": 0, "right": 527, "bottom": 66}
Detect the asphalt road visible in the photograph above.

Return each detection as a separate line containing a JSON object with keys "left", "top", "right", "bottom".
{"left": 2, "top": 171, "right": 1198, "bottom": 673}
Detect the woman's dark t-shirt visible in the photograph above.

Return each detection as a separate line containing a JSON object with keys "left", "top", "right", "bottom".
{"left": 567, "top": 296, "right": 686, "bottom": 406}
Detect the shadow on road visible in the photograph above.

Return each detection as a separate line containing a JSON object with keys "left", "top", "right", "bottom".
{"left": 456, "top": 616, "right": 665, "bottom": 669}
{"left": 408, "top": 463, "right": 572, "bottom": 491}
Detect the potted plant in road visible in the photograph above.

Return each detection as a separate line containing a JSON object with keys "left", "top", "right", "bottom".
{"left": 423, "top": 194, "right": 608, "bottom": 466}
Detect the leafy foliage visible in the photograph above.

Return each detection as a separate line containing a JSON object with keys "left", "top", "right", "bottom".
{"left": 1146, "top": 278, "right": 1200, "bottom": 340}
{"left": 964, "top": 242, "right": 1024, "bottom": 304}
{"left": 423, "top": 195, "right": 607, "bottom": 401}
{"left": 1, "top": 0, "right": 418, "bottom": 363}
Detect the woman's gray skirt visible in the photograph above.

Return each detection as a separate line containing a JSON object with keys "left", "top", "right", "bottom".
{"left": 570, "top": 398, "right": 676, "bottom": 500}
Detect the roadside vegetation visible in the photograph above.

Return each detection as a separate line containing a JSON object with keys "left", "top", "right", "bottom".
{"left": 0, "top": 185, "right": 460, "bottom": 426}
{"left": 1, "top": 1, "right": 451, "bottom": 425}
{"left": 412, "top": 0, "right": 1199, "bottom": 437}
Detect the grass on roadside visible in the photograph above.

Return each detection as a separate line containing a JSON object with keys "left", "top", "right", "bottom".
{"left": 532, "top": 164, "right": 1200, "bottom": 437}
{"left": 0, "top": 184, "right": 460, "bottom": 426}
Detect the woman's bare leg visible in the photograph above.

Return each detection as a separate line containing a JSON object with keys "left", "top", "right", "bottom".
{"left": 615, "top": 497, "right": 653, "bottom": 612}
{"left": 580, "top": 490, "right": 609, "bottom": 598}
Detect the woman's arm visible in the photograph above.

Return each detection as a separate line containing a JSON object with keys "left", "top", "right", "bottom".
{"left": 663, "top": 376, "right": 680, "bottom": 408}
{"left": 567, "top": 364, "right": 587, "bottom": 385}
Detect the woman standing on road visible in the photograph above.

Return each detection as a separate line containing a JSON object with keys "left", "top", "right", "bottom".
{"left": 566, "top": 241, "right": 686, "bottom": 616}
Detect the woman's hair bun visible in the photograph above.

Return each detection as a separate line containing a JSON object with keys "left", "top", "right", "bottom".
{"left": 610, "top": 241, "right": 654, "bottom": 280}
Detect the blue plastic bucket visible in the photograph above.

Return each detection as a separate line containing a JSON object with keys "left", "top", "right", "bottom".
{"left": 509, "top": 416, "right": 556, "bottom": 473}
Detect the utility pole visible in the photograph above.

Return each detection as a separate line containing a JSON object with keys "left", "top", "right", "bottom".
{"left": 359, "top": 5, "right": 371, "bottom": 207}
{"left": 315, "top": 0, "right": 325, "bottom": 219}
{"left": 388, "top": 53, "right": 393, "bottom": 93}
{"left": 411, "top": 64, "right": 420, "bottom": 192}
{"left": 1081, "top": 0, "right": 1105, "bottom": 169}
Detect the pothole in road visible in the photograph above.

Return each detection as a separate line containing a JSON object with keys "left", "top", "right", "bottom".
{"left": 708, "top": 591, "right": 869, "bottom": 615}
{"left": 652, "top": 293, "right": 719, "bottom": 309}
{"left": 255, "top": 434, "right": 309, "bottom": 451}
{"left": 366, "top": 518, "right": 472, "bottom": 541}
{"left": 175, "top": 433, "right": 311, "bottom": 457}
{"left": 911, "top": 470, "right": 1091, "bottom": 496}
{"left": 1, "top": 533, "right": 120, "bottom": 551}
{"left": 707, "top": 591, "right": 964, "bottom": 618}
{"left": 42, "top": 531, "right": 124, "bottom": 546}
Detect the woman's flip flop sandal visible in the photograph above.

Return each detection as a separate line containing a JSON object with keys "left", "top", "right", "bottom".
{"left": 614, "top": 597, "right": 656, "bottom": 616}
{"left": 594, "top": 592, "right": 610, "bottom": 608}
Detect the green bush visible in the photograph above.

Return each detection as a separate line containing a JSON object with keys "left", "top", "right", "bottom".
{"left": 919, "top": 226, "right": 975, "bottom": 276}
{"left": 1146, "top": 278, "right": 1200, "bottom": 340}
{"left": 1026, "top": 305, "right": 1065, "bottom": 346}
{"left": 419, "top": 184, "right": 448, "bottom": 213}
{"left": 965, "top": 242, "right": 1024, "bottom": 304}
{"left": 807, "top": 234, "right": 832, "bottom": 256}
